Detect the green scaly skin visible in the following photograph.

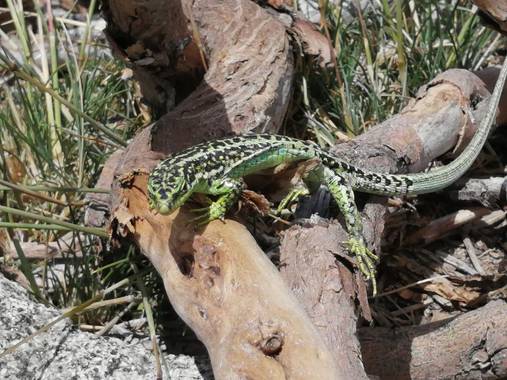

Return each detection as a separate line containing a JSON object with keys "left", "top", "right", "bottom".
{"left": 148, "top": 58, "right": 507, "bottom": 295}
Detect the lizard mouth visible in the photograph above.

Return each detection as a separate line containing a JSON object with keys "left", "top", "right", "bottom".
{"left": 157, "top": 202, "right": 172, "bottom": 215}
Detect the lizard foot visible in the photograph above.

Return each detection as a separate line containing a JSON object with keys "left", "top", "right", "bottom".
{"left": 189, "top": 202, "right": 227, "bottom": 226}
{"left": 275, "top": 187, "right": 310, "bottom": 215}
{"left": 344, "top": 238, "right": 379, "bottom": 295}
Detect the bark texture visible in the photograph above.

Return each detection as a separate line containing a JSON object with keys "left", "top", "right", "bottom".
{"left": 112, "top": 174, "right": 341, "bottom": 379}
{"left": 474, "top": 0, "right": 507, "bottom": 34}
{"left": 95, "top": 1, "right": 507, "bottom": 379}
{"left": 104, "top": 0, "right": 293, "bottom": 154}
{"left": 450, "top": 176, "right": 507, "bottom": 206}
{"left": 88, "top": 0, "right": 295, "bottom": 228}
{"left": 359, "top": 300, "right": 507, "bottom": 380}
{"left": 101, "top": 0, "right": 342, "bottom": 378}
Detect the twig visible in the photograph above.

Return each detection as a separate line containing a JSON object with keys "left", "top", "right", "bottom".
{"left": 463, "top": 237, "right": 486, "bottom": 275}
{"left": 372, "top": 275, "right": 450, "bottom": 299}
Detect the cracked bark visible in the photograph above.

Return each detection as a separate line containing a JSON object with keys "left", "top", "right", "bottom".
{"left": 359, "top": 300, "right": 507, "bottom": 380}
{"left": 91, "top": 1, "right": 507, "bottom": 379}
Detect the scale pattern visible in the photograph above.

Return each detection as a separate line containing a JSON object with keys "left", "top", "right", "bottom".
{"left": 148, "top": 133, "right": 416, "bottom": 212}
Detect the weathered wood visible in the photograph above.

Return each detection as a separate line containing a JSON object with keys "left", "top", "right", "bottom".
{"left": 473, "top": 0, "right": 507, "bottom": 34}
{"left": 88, "top": 0, "right": 295, "bottom": 229}
{"left": 101, "top": 0, "right": 342, "bottom": 378}
{"left": 104, "top": 0, "right": 292, "bottom": 153}
{"left": 450, "top": 176, "right": 507, "bottom": 206}
{"left": 112, "top": 174, "right": 341, "bottom": 379}
{"left": 279, "top": 223, "right": 370, "bottom": 379}
{"left": 96, "top": 0, "right": 507, "bottom": 378}
{"left": 359, "top": 299, "right": 507, "bottom": 380}
{"left": 279, "top": 67, "right": 507, "bottom": 379}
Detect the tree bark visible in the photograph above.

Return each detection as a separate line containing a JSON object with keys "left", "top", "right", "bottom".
{"left": 104, "top": 0, "right": 292, "bottom": 152}
{"left": 279, "top": 68, "right": 506, "bottom": 378}
{"left": 94, "top": 1, "right": 507, "bottom": 379}
{"left": 473, "top": 0, "right": 507, "bottom": 35}
{"left": 449, "top": 176, "right": 507, "bottom": 206}
{"left": 359, "top": 299, "right": 507, "bottom": 380}
{"left": 101, "top": 0, "right": 342, "bottom": 378}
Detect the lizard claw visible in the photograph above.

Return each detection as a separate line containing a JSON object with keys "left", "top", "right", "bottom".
{"left": 344, "top": 238, "right": 379, "bottom": 295}
{"left": 188, "top": 202, "right": 227, "bottom": 226}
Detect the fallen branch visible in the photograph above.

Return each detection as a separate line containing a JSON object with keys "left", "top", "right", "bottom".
{"left": 91, "top": 1, "right": 507, "bottom": 378}
{"left": 359, "top": 299, "right": 507, "bottom": 380}
{"left": 102, "top": 0, "right": 342, "bottom": 378}
{"left": 450, "top": 176, "right": 507, "bottom": 206}
{"left": 404, "top": 207, "right": 494, "bottom": 245}
{"left": 279, "top": 67, "right": 507, "bottom": 378}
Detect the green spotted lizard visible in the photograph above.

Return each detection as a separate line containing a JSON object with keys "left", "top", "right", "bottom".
{"left": 148, "top": 57, "right": 507, "bottom": 294}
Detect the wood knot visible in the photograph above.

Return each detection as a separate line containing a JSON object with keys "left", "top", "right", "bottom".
{"left": 260, "top": 333, "right": 283, "bottom": 356}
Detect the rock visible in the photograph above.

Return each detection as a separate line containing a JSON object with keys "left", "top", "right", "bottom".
{"left": 0, "top": 273, "right": 211, "bottom": 379}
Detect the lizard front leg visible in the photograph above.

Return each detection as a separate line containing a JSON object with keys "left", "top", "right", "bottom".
{"left": 321, "top": 167, "right": 379, "bottom": 295}
{"left": 190, "top": 179, "right": 243, "bottom": 225}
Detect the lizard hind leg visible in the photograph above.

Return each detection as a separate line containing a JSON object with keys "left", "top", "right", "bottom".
{"left": 322, "top": 167, "right": 379, "bottom": 295}
{"left": 276, "top": 160, "right": 328, "bottom": 215}
{"left": 275, "top": 186, "right": 310, "bottom": 214}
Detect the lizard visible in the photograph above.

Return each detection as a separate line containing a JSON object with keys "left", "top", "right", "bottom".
{"left": 148, "top": 57, "right": 507, "bottom": 295}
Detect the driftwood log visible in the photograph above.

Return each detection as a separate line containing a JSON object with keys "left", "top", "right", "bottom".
{"left": 85, "top": 0, "right": 507, "bottom": 378}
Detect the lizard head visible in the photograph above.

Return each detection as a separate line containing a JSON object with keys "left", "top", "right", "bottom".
{"left": 148, "top": 169, "right": 192, "bottom": 216}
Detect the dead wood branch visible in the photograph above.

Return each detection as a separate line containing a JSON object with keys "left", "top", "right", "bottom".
{"left": 114, "top": 174, "right": 340, "bottom": 379}
{"left": 359, "top": 299, "right": 507, "bottom": 380}
{"left": 279, "top": 222, "right": 371, "bottom": 379}
{"left": 279, "top": 67, "right": 507, "bottom": 379}
{"left": 101, "top": 0, "right": 342, "bottom": 378}
{"left": 87, "top": 0, "right": 296, "bottom": 228}
{"left": 104, "top": 0, "right": 292, "bottom": 154}
{"left": 94, "top": 0, "right": 507, "bottom": 378}
{"left": 404, "top": 207, "right": 497, "bottom": 245}
{"left": 450, "top": 176, "right": 507, "bottom": 206}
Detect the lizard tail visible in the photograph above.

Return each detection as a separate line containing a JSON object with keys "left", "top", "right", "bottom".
{"left": 351, "top": 56, "right": 507, "bottom": 196}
